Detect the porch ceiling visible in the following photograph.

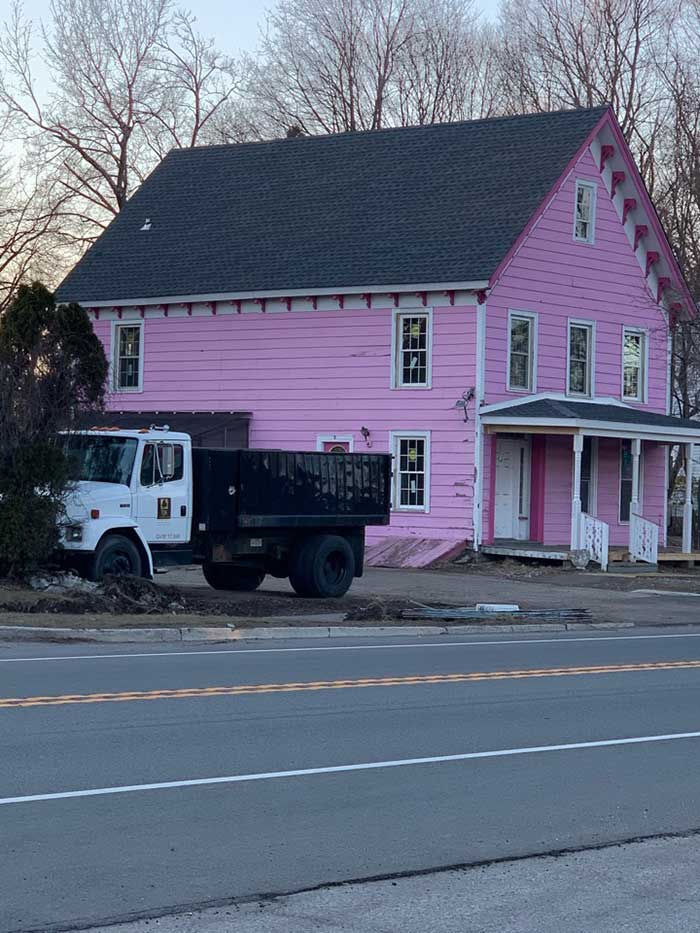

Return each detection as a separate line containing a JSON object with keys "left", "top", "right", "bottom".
{"left": 481, "top": 396, "right": 700, "bottom": 444}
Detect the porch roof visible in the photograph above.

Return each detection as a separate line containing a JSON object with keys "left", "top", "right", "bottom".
{"left": 481, "top": 396, "right": 700, "bottom": 444}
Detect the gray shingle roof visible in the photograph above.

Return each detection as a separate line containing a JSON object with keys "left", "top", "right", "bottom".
{"left": 484, "top": 398, "right": 700, "bottom": 433}
{"left": 56, "top": 107, "right": 608, "bottom": 305}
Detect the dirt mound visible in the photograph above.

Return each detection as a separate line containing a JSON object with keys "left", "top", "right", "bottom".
{"left": 0, "top": 575, "right": 189, "bottom": 615}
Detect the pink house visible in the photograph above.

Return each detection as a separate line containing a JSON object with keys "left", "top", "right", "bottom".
{"left": 57, "top": 106, "right": 700, "bottom": 570}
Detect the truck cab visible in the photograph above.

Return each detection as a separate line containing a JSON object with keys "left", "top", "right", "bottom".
{"left": 61, "top": 427, "right": 193, "bottom": 579}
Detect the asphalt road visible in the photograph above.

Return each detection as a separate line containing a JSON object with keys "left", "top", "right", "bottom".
{"left": 3, "top": 628, "right": 700, "bottom": 931}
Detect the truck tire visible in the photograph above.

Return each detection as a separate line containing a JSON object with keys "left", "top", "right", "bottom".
{"left": 92, "top": 535, "right": 143, "bottom": 581}
{"left": 202, "top": 563, "right": 265, "bottom": 592}
{"left": 289, "top": 534, "right": 355, "bottom": 598}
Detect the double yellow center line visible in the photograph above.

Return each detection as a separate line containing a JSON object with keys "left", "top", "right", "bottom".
{"left": 2, "top": 658, "right": 700, "bottom": 710}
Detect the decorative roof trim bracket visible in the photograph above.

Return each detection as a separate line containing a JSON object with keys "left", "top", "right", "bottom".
{"left": 646, "top": 251, "right": 660, "bottom": 276}
{"left": 622, "top": 198, "right": 637, "bottom": 224}
{"left": 599, "top": 144, "right": 614, "bottom": 171}
{"left": 634, "top": 224, "right": 648, "bottom": 251}
{"left": 657, "top": 277, "right": 671, "bottom": 304}
{"left": 610, "top": 171, "right": 625, "bottom": 197}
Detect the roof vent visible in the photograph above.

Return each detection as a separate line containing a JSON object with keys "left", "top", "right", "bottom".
{"left": 140, "top": 218, "right": 152, "bottom": 231}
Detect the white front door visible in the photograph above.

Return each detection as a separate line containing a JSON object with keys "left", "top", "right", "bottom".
{"left": 494, "top": 437, "right": 531, "bottom": 540}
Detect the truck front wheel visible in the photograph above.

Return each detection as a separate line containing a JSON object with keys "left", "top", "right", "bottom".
{"left": 290, "top": 535, "right": 355, "bottom": 598}
{"left": 92, "top": 535, "right": 143, "bottom": 581}
{"left": 202, "top": 563, "right": 265, "bottom": 592}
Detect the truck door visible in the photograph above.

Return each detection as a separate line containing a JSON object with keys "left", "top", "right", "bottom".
{"left": 134, "top": 441, "right": 191, "bottom": 544}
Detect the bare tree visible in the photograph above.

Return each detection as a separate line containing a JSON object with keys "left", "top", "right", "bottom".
{"left": 0, "top": 0, "right": 242, "bottom": 256}
{"left": 144, "top": 10, "right": 241, "bottom": 157}
{"left": 248, "top": 0, "right": 494, "bottom": 136}
{"left": 0, "top": 149, "right": 67, "bottom": 311}
{"left": 394, "top": 0, "right": 502, "bottom": 125}
{"left": 496, "top": 0, "right": 673, "bottom": 166}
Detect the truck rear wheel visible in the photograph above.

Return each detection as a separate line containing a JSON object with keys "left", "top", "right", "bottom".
{"left": 289, "top": 535, "right": 355, "bottom": 598}
{"left": 202, "top": 563, "right": 265, "bottom": 592}
{"left": 92, "top": 535, "right": 143, "bottom": 581}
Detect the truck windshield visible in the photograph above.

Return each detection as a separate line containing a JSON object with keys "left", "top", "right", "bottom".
{"left": 64, "top": 435, "right": 138, "bottom": 486}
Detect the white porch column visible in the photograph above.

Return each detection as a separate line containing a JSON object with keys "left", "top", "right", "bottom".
{"left": 683, "top": 443, "right": 695, "bottom": 554}
{"left": 630, "top": 438, "right": 641, "bottom": 517}
{"left": 571, "top": 434, "right": 583, "bottom": 550}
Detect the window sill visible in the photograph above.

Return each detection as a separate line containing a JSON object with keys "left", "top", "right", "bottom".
{"left": 113, "top": 386, "right": 144, "bottom": 394}
{"left": 507, "top": 386, "right": 534, "bottom": 394}
{"left": 392, "top": 384, "right": 432, "bottom": 391}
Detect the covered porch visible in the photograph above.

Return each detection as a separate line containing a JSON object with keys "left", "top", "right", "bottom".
{"left": 480, "top": 397, "right": 700, "bottom": 571}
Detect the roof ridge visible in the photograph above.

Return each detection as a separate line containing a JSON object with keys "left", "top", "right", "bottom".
{"left": 165, "top": 105, "right": 611, "bottom": 158}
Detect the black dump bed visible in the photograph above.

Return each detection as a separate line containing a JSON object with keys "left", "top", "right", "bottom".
{"left": 192, "top": 448, "right": 392, "bottom": 533}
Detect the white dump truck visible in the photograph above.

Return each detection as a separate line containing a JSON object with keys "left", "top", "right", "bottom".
{"left": 60, "top": 427, "right": 391, "bottom": 597}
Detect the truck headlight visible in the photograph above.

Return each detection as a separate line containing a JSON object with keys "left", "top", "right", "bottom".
{"left": 64, "top": 525, "right": 83, "bottom": 542}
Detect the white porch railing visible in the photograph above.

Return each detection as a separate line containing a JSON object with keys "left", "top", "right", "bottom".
{"left": 630, "top": 513, "right": 659, "bottom": 564}
{"left": 580, "top": 513, "right": 609, "bottom": 571}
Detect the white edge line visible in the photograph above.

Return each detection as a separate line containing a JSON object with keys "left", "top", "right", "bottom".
{"left": 3, "top": 731, "right": 700, "bottom": 806}
{"left": 3, "top": 631, "right": 700, "bottom": 663}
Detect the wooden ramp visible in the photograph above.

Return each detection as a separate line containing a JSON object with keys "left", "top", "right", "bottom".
{"left": 365, "top": 536, "right": 466, "bottom": 569}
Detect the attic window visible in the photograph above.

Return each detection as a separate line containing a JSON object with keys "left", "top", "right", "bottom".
{"left": 140, "top": 218, "right": 152, "bottom": 231}
{"left": 574, "top": 181, "right": 596, "bottom": 244}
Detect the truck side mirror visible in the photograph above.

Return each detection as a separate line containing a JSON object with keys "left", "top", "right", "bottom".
{"left": 158, "top": 444, "right": 176, "bottom": 480}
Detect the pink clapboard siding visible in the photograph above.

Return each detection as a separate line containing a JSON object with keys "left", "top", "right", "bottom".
{"left": 485, "top": 147, "right": 668, "bottom": 412}
{"left": 539, "top": 438, "right": 667, "bottom": 548}
{"left": 482, "top": 144, "right": 670, "bottom": 546}
{"left": 96, "top": 304, "right": 477, "bottom": 542}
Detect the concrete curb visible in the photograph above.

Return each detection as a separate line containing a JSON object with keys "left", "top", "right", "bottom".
{"left": 0, "top": 620, "right": 637, "bottom": 644}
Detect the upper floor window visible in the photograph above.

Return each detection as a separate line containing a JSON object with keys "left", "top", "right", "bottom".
{"left": 113, "top": 322, "right": 143, "bottom": 392}
{"left": 508, "top": 311, "right": 536, "bottom": 392}
{"left": 393, "top": 311, "right": 432, "bottom": 388}
{"left": 622, "top": 328, "right": 647, "bottom": 402}
{"left": 568, "top": 321, "right": 594, "bottom": 397}
{"left": 574, "top": 180, "right": 596, "bottom": 244}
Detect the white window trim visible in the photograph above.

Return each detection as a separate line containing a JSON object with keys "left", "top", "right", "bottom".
{"left": 573, "top": 179, "right": 597, "bottom": 245}
{"left": 619, "top": 438, "right": 644, "bottom": 525}
{"left": 566, "top": 318, "right": 596, "bottom": 399}
{"left": 621, "top": 326, "right": 649, "bottom": 403}
{"left": 111, "top": 320, "right": 144, "bottom": 394}
{"left": 507, "top": 309, "right": 538, "bottom": 394}
{"left": 316, "top": 434, "right": 355, "bottom": 452}
{"left": 389, "top": 430, "right": 431, "bottom": 513}
{"left": 391, "top": 308, "right": 433, "bottom": 390}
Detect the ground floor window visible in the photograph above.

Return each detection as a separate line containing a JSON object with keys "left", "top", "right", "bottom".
{"left": 316, "top": 434, "right": 354, "bottom": 453}
{"left": 391, "top": 432, "right": 431, "bottom": 512}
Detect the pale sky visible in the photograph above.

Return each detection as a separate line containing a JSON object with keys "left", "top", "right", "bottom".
{"left": 18, "top": 0, "right": 501, "bottom": 58}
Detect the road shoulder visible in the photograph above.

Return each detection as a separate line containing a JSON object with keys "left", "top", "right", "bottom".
{"left": 80, "top": 831, "right": 700, "bottom": 933}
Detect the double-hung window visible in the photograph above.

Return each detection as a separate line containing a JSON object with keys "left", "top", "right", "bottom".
{"left": 391, "top": 432, "right": 430, "bottom": 512}
{"left": 622, "top": 328, "right": 646, "bottom": 402}
{"left": 508, "top": 312, "right": 536, "bottom": 392}
{"left": 574, "top": 180, "right": 596, "bottom": 244}
{"left": 113, "top": 322, "right": 143, "bottom": 392}
{"left": 568, "top": 321, "right": 594, "bottom": 397}
{"left": 394, "top": 311, "right": 431, "bottom": 388}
